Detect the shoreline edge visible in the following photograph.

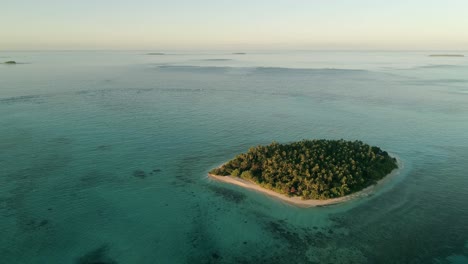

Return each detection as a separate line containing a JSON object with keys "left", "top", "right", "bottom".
{"left": 208, "top": 156, "right": 402, "bottom": 208}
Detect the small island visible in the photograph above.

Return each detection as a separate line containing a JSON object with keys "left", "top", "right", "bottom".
{"left": 429, "top": 54, "right": 464, "bottom": 57}
{"left": 3, "top": 61, "right": 17, "bottom": 64}
{"left": 147, "top": 52, "right": 165, "bottom": 55}
{"left": 209, "top": 140, "right": 399, "bottom": 206}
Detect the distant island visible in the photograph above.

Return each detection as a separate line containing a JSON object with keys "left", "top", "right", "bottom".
{"left": 209, "top": 140, "right": 398, "bottom": 206}
{"left": 429, "top": 54, "right": 464, "bottom": 57}
{"left": 147, "top": 52, "right": 165, "bottom": 55}
{"left": 232, "top": 52, "right": 246, "bottom": 55}
{"left": 3, "top": 61, "right": 16, "bottom": 64}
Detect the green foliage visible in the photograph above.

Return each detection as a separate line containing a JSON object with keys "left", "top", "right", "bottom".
{"left": 211, "top": 139, "right": 398, "bottom": 200}
{"left": 231, "top": 169, "right": 240, "bottom": 177}
{"left": 240, "top": 170, "right": 253, "bottom": 180}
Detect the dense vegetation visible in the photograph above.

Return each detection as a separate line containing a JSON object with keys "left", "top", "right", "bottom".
{"left": 210, "top": 140, "right": 398, "bottom": 200}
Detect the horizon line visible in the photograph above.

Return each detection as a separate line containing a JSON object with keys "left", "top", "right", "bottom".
{"left": 2, "top": 49, "right": 468, "bottom": 52}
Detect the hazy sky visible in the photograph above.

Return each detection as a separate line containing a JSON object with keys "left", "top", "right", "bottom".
{"left": 2, "top": 0, "right": 468, "bottom": 50}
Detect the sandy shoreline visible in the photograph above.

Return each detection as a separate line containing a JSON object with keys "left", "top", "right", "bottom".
{"left": 208, "top": 158, "right": 402, "bottom": 208}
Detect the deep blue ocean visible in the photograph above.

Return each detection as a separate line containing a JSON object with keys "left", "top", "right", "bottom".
{"left": 1, "top": 51, "right": 467, "bottom": 263}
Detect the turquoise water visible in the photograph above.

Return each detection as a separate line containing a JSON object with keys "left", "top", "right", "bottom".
{"left": 1, "top": 51, "right": 468, "bottom": 263}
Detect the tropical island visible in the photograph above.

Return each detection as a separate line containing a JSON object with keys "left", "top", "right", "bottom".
{"left": 209, "top": 139, "right": 399, "bottom": 206}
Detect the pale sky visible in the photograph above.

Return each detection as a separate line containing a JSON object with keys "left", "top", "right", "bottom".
{"left": 2, "top": 0, "right": 468, "bottom": 50}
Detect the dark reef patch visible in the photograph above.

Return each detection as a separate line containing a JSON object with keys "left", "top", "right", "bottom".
{"left": 211, "top": 252, "right": 221, "bottom": 260}
{"left": 24, "top": 219, "right": 50, "bottom": 231}
{"left": 75, "top": 245, "right": 117, "bottom": 264}
{"left": 200, "top": 59, "right": 233, "bottom": 61}
{"left": 75, "top": 170, "right": 126, "bottom": 191}
{"left": 133, "top": 170, "right": 147, "bottom": 179}
{"left": 184, "top": 201, "right": 222, "bottom": 263}
{"left": 173, "top": 151, "right": 235, "bottom": 185}
{"left": 95, "top": 145, "right": 112, "bottom": 151}
{"left": 264, "top": 220, "right": 305, "bottom": 246}
{"left": 172, "top": 155, "right": 206, "bottom": 184}
{"left": 207, "top": 185, "right": 246, "bottom": 204}
{"left": 0, "top": 95, "right": 43, "bottom": 104}
{"left": 50, "top": 137, "right": 73, "bottom": 145}
{"left": 234, "top": 215, "right": 349, "bottom": 264}
{"left": 79, "top": 171, "right": 108, "bottom": 188}
{"left": 149, "top": 169, "right": 162, "bottom": 176}
{"left": 173, "top": 172, "right": 194, "bottom": 185}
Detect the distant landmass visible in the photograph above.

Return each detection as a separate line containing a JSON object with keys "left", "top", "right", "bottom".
{"left": 147, "top": 53, "right": 165, "bottom": 55}
{"left": 201, "top": 59, "right": 232, "bottom": 61}
{"left": 3, "top": 61, "right": 16, "bottom": 64}
{"left": 209, "top": 140, "right": 398, "bottom": 203}
{"left": 232, "top": 52, "right": 246, "bottom": 55}
{"left": 429, "top": 54, "right": 464, "bottom": 57}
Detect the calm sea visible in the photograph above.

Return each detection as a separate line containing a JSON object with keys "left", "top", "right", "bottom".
{"left": 1, "top": 51, "right": 467, "bottom": 263}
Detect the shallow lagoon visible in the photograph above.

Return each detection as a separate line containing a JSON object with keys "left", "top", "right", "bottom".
{"left": 1, "top": 51, "right": 467, "bottom": 263}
